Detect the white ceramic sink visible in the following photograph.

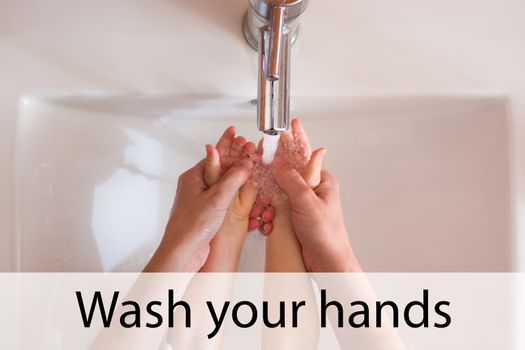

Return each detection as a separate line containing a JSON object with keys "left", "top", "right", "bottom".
{"left": 15, "top": 93, "right": 511, "bottom": 271}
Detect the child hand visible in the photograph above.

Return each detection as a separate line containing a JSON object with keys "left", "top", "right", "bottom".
{"left": 204, "top": 126, "right": 258, "bottom": 230}
{"left": 251, "top": 119, "right": 326, "bottom": 234}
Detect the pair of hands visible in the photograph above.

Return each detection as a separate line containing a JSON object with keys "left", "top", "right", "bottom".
{"left": 144, "top": 120, "right": 361, "bottom": 273}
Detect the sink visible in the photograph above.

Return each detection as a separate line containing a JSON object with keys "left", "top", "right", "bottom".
{"left": 14, "top": 93, "right": 511, "bottom": 271}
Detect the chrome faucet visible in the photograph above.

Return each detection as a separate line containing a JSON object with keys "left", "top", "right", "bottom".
{"left": 243, "top": 0, "right": 308, "bottom": 135}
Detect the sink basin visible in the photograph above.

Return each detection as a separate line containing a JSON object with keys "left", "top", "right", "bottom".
{"left": 14, "top": 93, "right": 511, "bottom": 271}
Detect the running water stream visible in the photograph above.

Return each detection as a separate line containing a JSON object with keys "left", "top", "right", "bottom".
{"left": 261, "top": 134, "right": 280, "bottom": 164}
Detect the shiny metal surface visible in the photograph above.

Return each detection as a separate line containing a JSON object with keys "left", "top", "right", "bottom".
{"left": 268, "top": 6, "right": 285, "bottom": 81}
{"left": 257, "top": 27, "right": 291, "bottom": 135}
{"left": 243, "top": 0, "right": 308, "bottom": 134}
{"left": 248, "top": 0, "right": 308, "bottom": 21}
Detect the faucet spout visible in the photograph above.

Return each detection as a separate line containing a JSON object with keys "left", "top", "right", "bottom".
{"left": 267, "top": 6, "right": 285, "bottom": 81}
{"left": 243, "top": 0, "right": 308, "bottom": 135}
{"left": 257, "top": 14, "right": 291, "bottom": 135}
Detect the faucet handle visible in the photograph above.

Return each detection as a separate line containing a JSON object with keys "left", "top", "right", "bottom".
{"left": 267, "top": 6, "right": 285, "bottom": 81}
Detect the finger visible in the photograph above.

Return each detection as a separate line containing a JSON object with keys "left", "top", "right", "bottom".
{"left": 301, "top": 147, "right": 326, "bottom": 188}
{"left": 204, "top": 144, "right": 221, "bottom": 187}
{"left": 250, "top": 202, "right": 263, "bottom": 218}
{"left": 271, "top": 162, "right": 316, "bottom": 206}
{"left": 248, "top": 218, "right": 262, "bottom": 231}
{"left": 256, "top": 137, "right": 264, "bottom": 155}
{"left": 230, "top": 136, "right": 247, "bottom": 158}
{"left": 261, "top": 223, "right": 273, "bottom": 235}
{"left": 261, "top": 206, "right": 275, "bottom": 223}
{"left": 209, "top": 158, "right": 254, "bottom": 205}
{"left": 242, "top": 141, "right": 256, "bottom": 159}
{"left": 279, "top": 131, "right": 293, "bottom": 146}
{"left": 216, "top": 125, "right": 236, "bottom": 157}
{"left": 279, "top": 129, "right": 293, "bottom": 151}
{"left": 238, "top": 179, "right": 258, "bottom": 214}
{"left": 256, "top": 192, "right": 272, "bottom": 206}
{"left": 177, "top": 159, "right": 207, "bottom": 196}
{"left": 291, "top": 118, "right": 311, "bottom": 156}
{"left": 315, "top": 169, "right": 341, "bottom": 202}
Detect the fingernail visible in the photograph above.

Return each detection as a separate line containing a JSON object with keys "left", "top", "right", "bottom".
{"left": 205, "top": 144, "right": 212, "bottom": 154}
{"left": 320, "top": 148, "right": 327, "bottom": 157}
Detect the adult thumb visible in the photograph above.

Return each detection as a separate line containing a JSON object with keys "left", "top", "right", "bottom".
{"left": 272, "top": 162, "right": 315, "bottom": 205}
{"left": 209, "top": 158, "right": 253, "bottom": 204}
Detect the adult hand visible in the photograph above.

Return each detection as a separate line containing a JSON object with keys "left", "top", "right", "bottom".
{"left": 272, "top": 164, "right": 361, "bottom": 273}
{"left": 144, "top": 157, "right": 253, "bottom": 272}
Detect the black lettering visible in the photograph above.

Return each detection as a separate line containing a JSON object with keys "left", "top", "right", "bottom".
{"left": 434, "top": 301, "right": 451, "bottom": 328}
{"left": 207, "top": 301, "right": 230, "bottom": 339}
{"left": 262, "top": 301, "right": 285, "bottom": 328}
{"left": 349, "top": 301, "right": 370, "bottom": 328}
{"left": 376, "top": 301, "right": 399, "bottom": 327}
{"left": 292, "top": 301, "right": 306, "bottom": 327}
{"left": 321, "top": 289, "right": 343, "bottom": 327}
{"left": 75, "top": 291, "right": 119, "bottom": 327}
{"left": 168, "top": 289, "right": 190, "bottom": 328}
{"left": 232, "top": 301, "right": 258, "bottom": 328}
{"left": 146, "top": 301, "right": 163, "bottom": 328}
{"left": 404, "top": 289, "right": 429, "bottom": 328}
{"left": 120, "top": 301, "right": 141, "bottom": 328}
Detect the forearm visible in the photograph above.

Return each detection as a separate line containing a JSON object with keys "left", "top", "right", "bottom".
{"left": 263, "top": 208, "right": 319, "bottom": 349}
{"left": 167, "top": 219, "right": 246, "bottom": 348}
{"left": 199, "top": 216, "right": 248, "bottom": 272}
{"left": 144, "top": 238, "right": 207, "bottom": 273}
{"left": 265, "top": 207, "right": 307, "bottom": 272}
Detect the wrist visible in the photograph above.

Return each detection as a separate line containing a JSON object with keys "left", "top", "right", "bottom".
{"left": 145, "top": 230, "right": 210, "bottom": 272}
{"left": 311, "top": 231, "right": 362, "bottom": 273}
{"left": 212, "top": 223, "right": 247, "bottom": 259}
{"left": 335, "top": 253, "right": 362, "bottom": 272}
{"left": 329, "top": 242, "right": 362, "bottom": 272}
{"left": 224, "top": 213, "right": 250, "bottom": 234}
